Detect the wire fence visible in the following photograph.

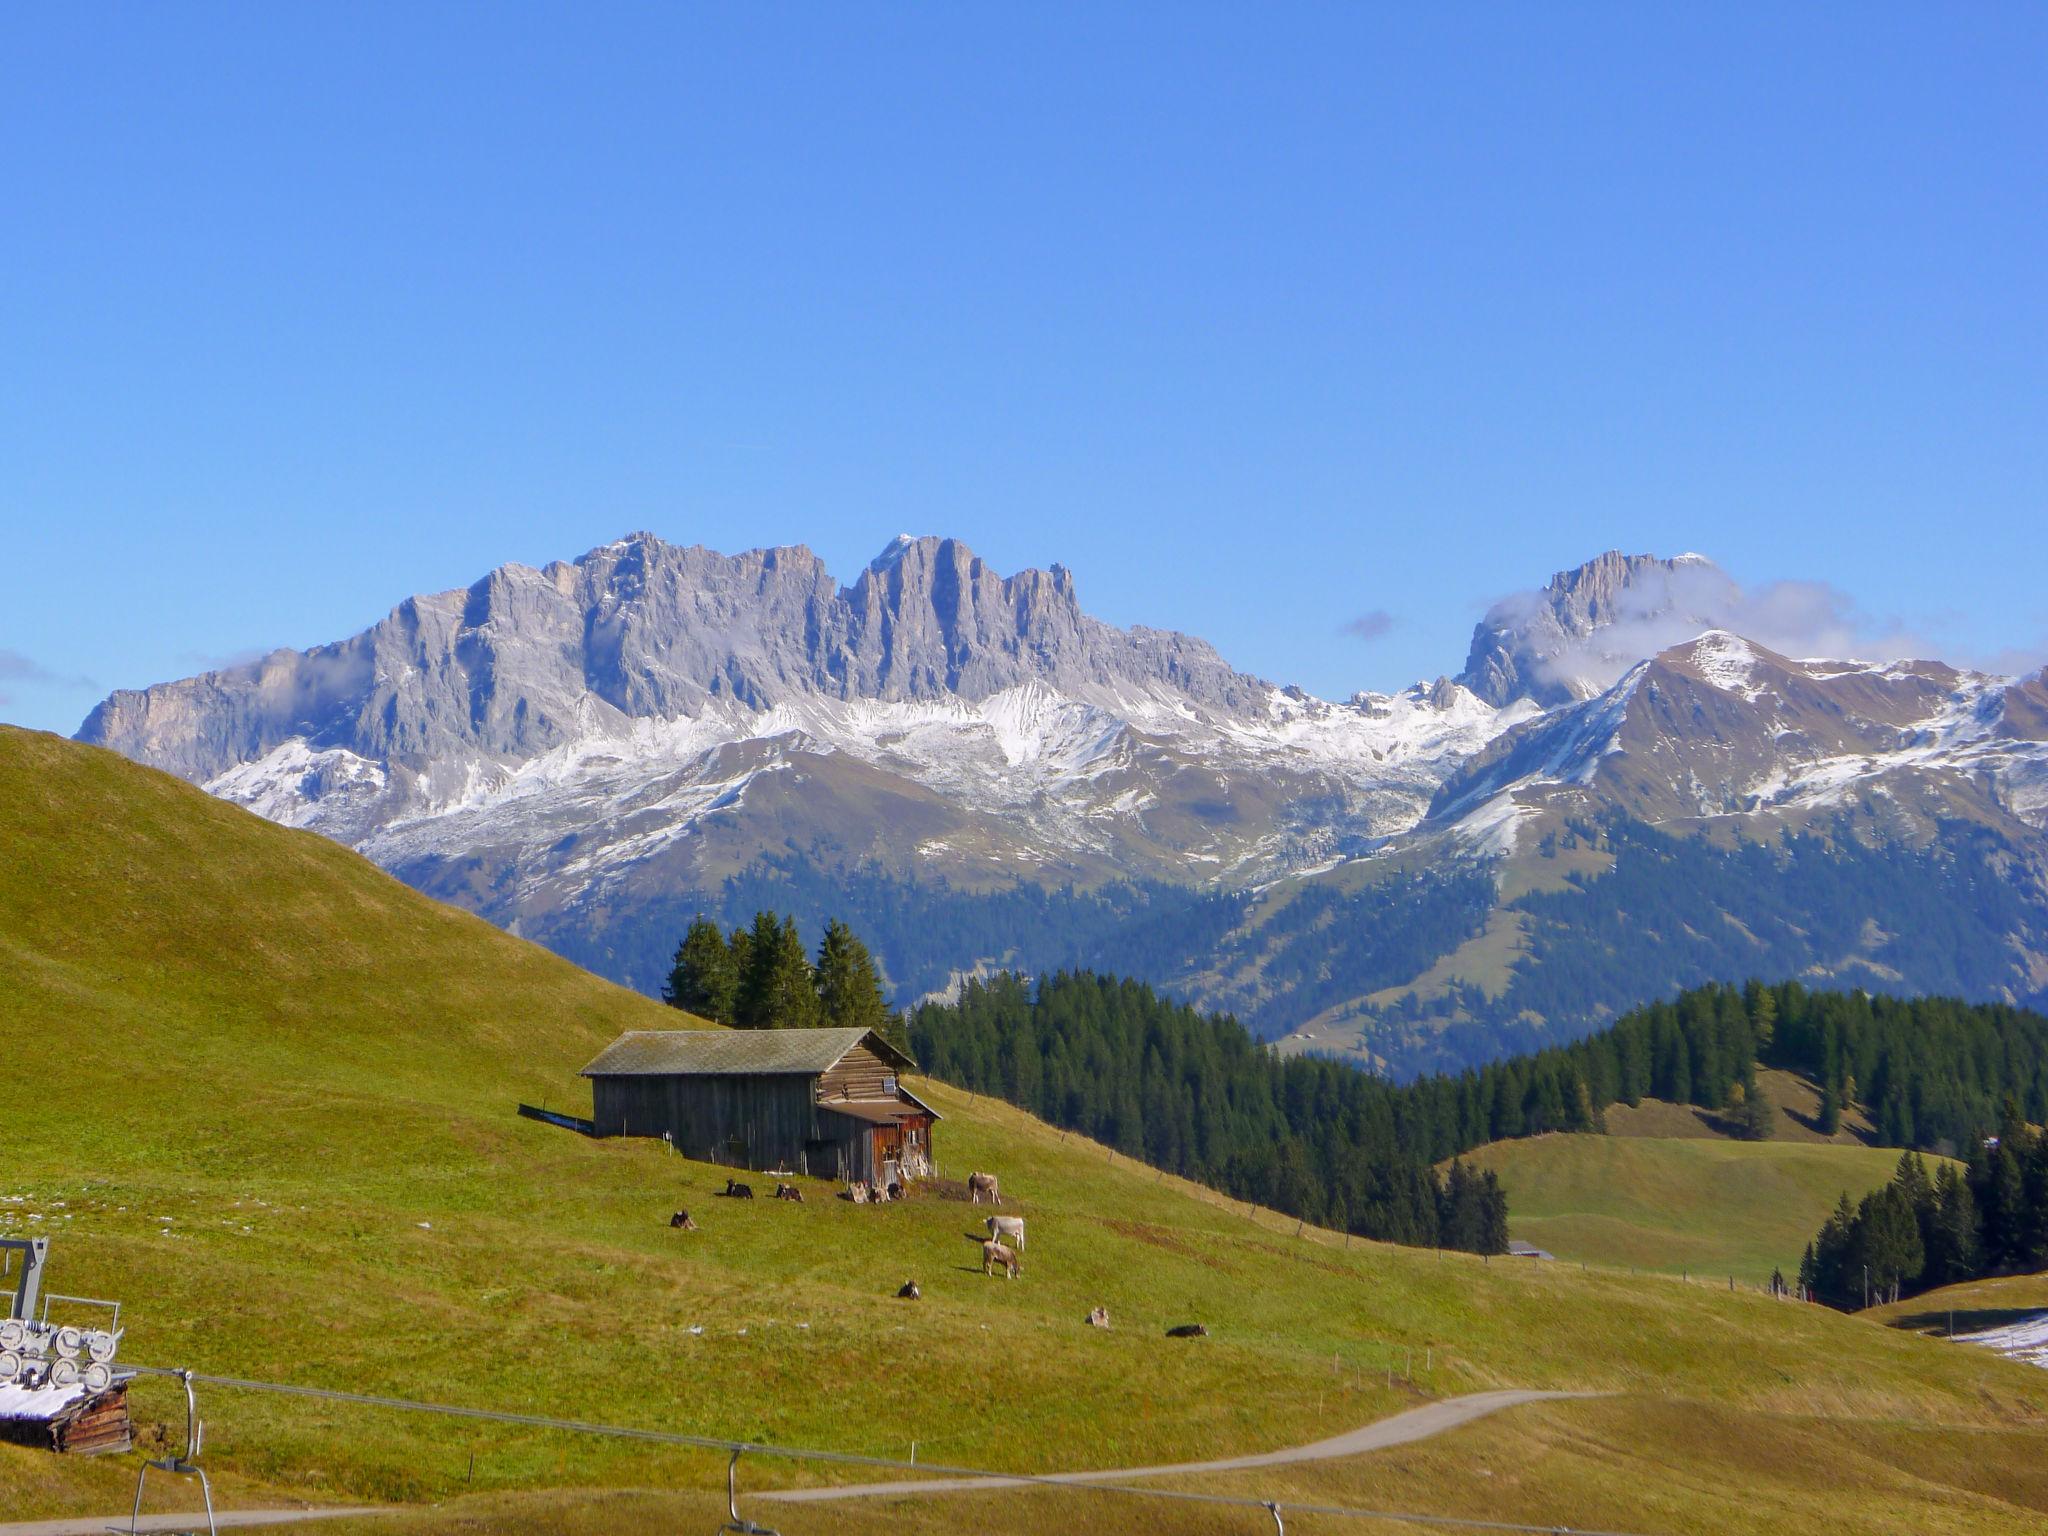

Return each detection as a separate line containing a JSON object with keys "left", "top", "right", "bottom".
{"left": 118, "top": 1362, "right": 1660, "bottom": 1536}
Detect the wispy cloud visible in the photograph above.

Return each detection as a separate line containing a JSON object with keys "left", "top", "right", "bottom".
{"left": 1341, "top": 609, "right": 1397, "bottom": 642}
{"left": 0, "top": 648, "right": 98, "bottom": 710}
{"left": 1479, "top": 559, "right": 1955, "bottom": 698}
{"left": 0, "top": 648, "right": 96, "bottom": 691}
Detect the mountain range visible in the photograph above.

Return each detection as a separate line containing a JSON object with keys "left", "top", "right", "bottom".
{"left": 77, "top": 534, "right": 2048, "bottom": 1074}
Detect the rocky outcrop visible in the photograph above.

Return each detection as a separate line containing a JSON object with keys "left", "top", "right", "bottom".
{"left": 1457, "top": 551, "right": 1738, "bottom": 708}
{"left": 78, "top": 533, "right": 1272, "bottom": 788}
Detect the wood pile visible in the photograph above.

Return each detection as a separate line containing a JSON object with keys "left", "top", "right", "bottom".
{"left": 0, "top": 1384, "right": 133, "bottom": 1455}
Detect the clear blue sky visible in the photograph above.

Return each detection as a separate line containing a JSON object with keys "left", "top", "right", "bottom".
{"left": 4, "top": 6, "right": 2043, "bottom": 734}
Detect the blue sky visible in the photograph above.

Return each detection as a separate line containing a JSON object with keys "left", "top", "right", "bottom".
{"left": 3, "top": 6, "right": 2043, "bottom": 734}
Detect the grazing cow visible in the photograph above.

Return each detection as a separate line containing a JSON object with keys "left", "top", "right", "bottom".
{"left": 724, "top": 1178, "right": 755, "bottom": 1199}
{"left": 985, "top": 1214, "right": 1025, "bottom": 1251}
{"left": 669, "top": 1211, "right": 697, "bottom": 1230}
{"left": 1086, "top": 1306, "right": 1110, "bottom": 1328}
{"left": 968, "top": 1171, "right": 1001, "bottom": 1205}
{"left": 898, "top": 1280, "right": 921, "bottom": 1300}
{"left": 981, "top": 1239, "right": 1021, "bottom": 1279}
{"left": 1165, "top": 1323, "right": 1208, "bottom": 1339}
{"left": 774, "top": 1183, "right": 804, "bottom": 1202}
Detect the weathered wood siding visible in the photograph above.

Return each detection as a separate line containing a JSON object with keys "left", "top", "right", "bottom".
{"left": 816, "top": 1042, "right": 899, "bottom": 1102}
{"left": 592, "top": 1074, "right": 822, "bottom": 1170}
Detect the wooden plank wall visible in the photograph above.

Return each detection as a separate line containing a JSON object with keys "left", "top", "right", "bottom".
{"left": 817, "top": 1043, "right": 898, "bottom": 1102}
{"left": 593, "top": 1074, "right": 828, "bottom": 1172}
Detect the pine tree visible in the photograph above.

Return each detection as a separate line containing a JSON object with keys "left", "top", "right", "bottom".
{"left": 1818, "top": 1080, "right": 1843, "bottom": 1136}
{"left": 1746, "top": 980, "right": 1778, "bottom": 1056}
{"left": 814, "top": 918, "right": 889, "bottom": 1034}
{"left": 1735, "top": 1079, "right": 1774, "bottom": 1141}
{"left": 734, "top": 912, "right": 820, "bottom": 1029}
{"left": 661, "top": 915, "right": 738, "bottom": 1023}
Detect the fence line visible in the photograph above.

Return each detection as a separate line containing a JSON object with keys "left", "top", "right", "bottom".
{"left": 120, "top": 1363, "right": 1658, "bottom": 1535}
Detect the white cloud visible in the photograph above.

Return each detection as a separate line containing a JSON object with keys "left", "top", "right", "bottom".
{"left": 1485, "top": 559, "right": 1947, "bottom": 699}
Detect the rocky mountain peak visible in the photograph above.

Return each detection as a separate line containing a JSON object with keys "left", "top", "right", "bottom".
{"left": 1458, "top": 550, "right": 1740, "bottom": 708}
{"left": 76, "top": 531, "right": 1267, "bottom": 788}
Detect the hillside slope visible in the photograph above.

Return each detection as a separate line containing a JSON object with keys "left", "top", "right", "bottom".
{"left": 6, "top": 727, "right": 2048, "bottom": 1535}
{"left": 1460, "top": 1132, "right": 1919, "bottom": 1284}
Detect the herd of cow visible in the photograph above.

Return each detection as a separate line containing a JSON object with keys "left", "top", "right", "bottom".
{"left": 664, "top": 1168, "right": 1026, "bottom": 1280}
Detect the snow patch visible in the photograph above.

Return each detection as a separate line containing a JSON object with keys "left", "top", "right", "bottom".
{"left": 1955, "top": 1312, "right": 2048, "bottom": 1372}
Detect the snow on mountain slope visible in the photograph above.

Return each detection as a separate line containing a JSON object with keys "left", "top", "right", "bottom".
{"left": 75, "top": 538, "right": 2048, "bottom": 1050}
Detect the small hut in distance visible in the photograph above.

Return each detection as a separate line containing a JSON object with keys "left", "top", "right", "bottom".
{"left": 581, "top": 1026, "right": 937, "bottom": 1185}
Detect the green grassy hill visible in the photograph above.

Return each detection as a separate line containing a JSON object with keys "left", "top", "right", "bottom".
{"left": 1459, "top": 1131, "right": 1917, "bottom": 1283}
{"left": 1601, "top": 1068, "right": 1879, "bottom": 1145}
{"left": 6, "top": 725, "right": 2048, "bottom": 1535}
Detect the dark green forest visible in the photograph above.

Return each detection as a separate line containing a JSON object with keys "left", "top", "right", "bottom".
{"left": 664, "top": 894, "right": 2048, "bottom": 1265}
{"left": 1798, "top": 1104, "right": 2048, "bottom": 1310}
{"left": 907, "top": 970, "right": 1507, "bottom": 1252}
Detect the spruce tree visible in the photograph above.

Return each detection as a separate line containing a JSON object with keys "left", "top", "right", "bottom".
{"left": 734, "top": 912, "right": 820, "bottom": 1029}
{"left": 1818, "top": 1081, "right": 1843, "bottom": 1136}
{"left": 814, "top": 918, "right": 890, "bottom": 1035}
{"left": 661, "top": 915, "right": 738, "bottom": 1024}
{"left": 1735, "top": 1078, "right": 1775, "bottom": 1141}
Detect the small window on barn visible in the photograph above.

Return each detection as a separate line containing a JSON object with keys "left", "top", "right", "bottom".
{"left": 881, "top": 1073, "right": 898, "bottom": 1096}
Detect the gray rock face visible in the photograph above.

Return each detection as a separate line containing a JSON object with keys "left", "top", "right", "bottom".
{"left": 1458, "top": 552, "right": 1739, "bottom": 707}
{"left": 78, "top": 532, "right": 1271, "bottom": 786}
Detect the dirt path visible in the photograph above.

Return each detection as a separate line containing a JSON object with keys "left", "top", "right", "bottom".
{"left": 0, "top": 1508, "right": 388, "bottom": 1535}
{"left": 764, "top": 1388, "right": 1593, "bottom": 1503}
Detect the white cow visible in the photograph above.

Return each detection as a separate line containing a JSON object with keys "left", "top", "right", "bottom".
{"left": 985, "top": 1214, "right": 1025, "bottom": 1251}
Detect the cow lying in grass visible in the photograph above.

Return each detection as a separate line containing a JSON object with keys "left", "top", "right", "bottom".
{"left": 981, "top": 1239, "right": 1021, "bottom": 1279}
{"left": 774, "top": 1183, "right": 804, "bottom": 1202}
{"left": 985, "top": 1214, "right": 1025, "bottom": 1250}
{"left": 668, "top": 1210, "right": 697, "bottom": 1230}
{"left": 724, "top": 1178, "right": 754, "bottom": 1199}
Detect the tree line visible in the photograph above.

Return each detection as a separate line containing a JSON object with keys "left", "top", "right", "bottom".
{"left": 1800, "top": 1102, "right": 2048, "bottom": 1309}
{"left": 662, "top": 910, "right": 907, "bottom": 1051}
{"left": 1400, "top": 980, "right": 2048, "bottom": 1162}
{"left": 907, "top": 970, "right": 1507, "bottom": 1253}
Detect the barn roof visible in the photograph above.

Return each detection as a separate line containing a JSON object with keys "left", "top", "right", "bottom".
{"left": 580, "top": 1026, "right": 916, "bottom": 1078}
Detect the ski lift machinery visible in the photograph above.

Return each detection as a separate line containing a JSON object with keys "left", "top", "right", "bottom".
{"left": 0, "top": 1237, "right": 125, "bottom": 1396}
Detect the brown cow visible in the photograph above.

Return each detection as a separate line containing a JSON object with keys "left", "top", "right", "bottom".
{"left": 774, "top": 1183, "right": 804, "bottom": 1202}
{"left": 981, "top": 1239, "right": 1021, "bottom": 1279}
{"left": 968, "top": 1171, "right": 1001, "bottom": 1205}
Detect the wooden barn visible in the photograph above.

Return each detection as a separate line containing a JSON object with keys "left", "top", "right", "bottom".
{"left": 581, "top": 1026, "right": 938, "bottom": 1184}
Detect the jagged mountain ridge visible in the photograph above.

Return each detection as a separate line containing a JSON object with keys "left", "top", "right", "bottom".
{"left": 76, "top": 536, "right": 2048, "bottom": 1072}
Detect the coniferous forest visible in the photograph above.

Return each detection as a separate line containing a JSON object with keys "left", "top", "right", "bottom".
{"left": 908, "top": 971, "right": 1508, "bottom": 1251}
{"left": 667, "top": 908, "right": 2048, "bottom": 1267}
{"left": 1799, "top": 1105, "right": 2048, "bottom": 1310}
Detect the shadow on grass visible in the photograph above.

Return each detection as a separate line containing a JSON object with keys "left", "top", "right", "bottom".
{"left": 1884, "top": 1307, "right": 2048, "bottom": 1336}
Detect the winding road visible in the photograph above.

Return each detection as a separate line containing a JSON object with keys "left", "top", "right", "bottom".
{"left": 762, "top": 1388, "right": 1592, "bottom": 1503}
{"left": 0, "top": 1389, "right": 1590, "bottom": 1530}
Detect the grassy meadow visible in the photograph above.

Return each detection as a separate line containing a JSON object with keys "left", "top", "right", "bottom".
{"left": 5, "top": 725, "right": 2048, "bottom": 1533}
{"left": 1458, "top": 1129, "right": 1918, "bottom": 1284}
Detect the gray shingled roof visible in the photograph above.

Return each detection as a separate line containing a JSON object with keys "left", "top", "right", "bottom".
{"left": 581, "top": 1026, "right": 911, "bottom": 1078}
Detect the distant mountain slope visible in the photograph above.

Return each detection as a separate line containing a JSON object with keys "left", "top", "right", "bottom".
{"left": 76, "top": 538, "right": 2048, "bottom": 1071}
